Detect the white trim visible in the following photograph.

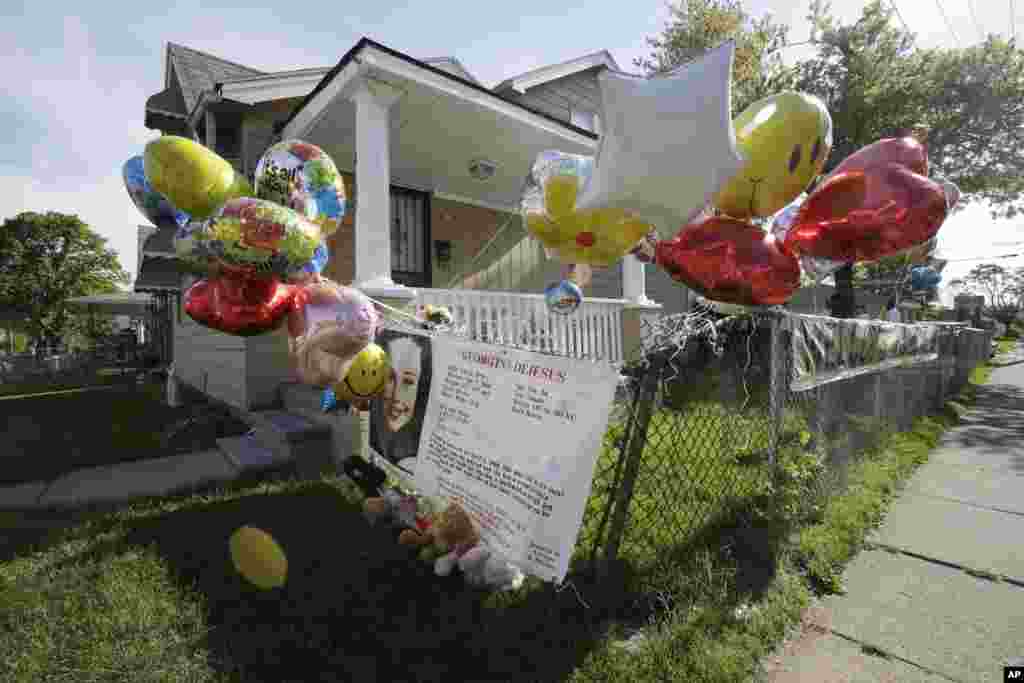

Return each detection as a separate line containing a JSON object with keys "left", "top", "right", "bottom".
{"left": 142, "top": 249, "right": 177, "bottom": 260}
{"left": 497, "top": 51, "right": 619, "bottom": 94}
{"left": 361, "top": 47, "right": 597, "bottom": 149}
{"left": 432, "top": 192, "right": 518, "bottom": 214}
{"left": 282, "top": 59, "right": 368, "bottom": 141}
{"left": 219, "top": 68, "right": 332, "bottom": 105}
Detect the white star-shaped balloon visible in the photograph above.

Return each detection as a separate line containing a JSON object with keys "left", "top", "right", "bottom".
{"left": 575, "top": 41, "right": 745, "bottom": 239}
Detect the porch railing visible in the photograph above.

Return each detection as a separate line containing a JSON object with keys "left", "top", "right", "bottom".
{"left": 415, "top": 288, "right": 626, "bottom": 362}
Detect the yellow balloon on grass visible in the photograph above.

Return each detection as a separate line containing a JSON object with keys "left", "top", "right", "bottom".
{"left": 229, "top": 526, "right": 288, "bottom": 590}
{"left": 334, "top": 342, "right": 390, "bottom": 403}
{"left": 145, "top": 135, "right": 253, "bottom": 220}
{"left": 714, "top": 91, "right": 833, "bottom": 219}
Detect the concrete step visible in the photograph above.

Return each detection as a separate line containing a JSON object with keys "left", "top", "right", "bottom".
{"left": 216, "top": 434, "right": 293, "bottom": 473}
{"left": 246, "top": 408, "right": 335, "bottom": 478}
{"left": 40, "top": 450, "right": 239, "bottom": 509}
{"left": 277, "top": 382, "right": 362, "bottom": 466}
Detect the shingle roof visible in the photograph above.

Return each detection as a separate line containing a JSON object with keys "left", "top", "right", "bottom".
{"left": 166, "top": 42, "right": 266, "bottom": 115}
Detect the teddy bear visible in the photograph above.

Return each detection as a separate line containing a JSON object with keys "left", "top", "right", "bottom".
{"left": 364, "top": 497, "right": 524, "bottom": 591}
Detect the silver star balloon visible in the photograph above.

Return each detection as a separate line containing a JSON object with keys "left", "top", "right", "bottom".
{"left": 575, "top": 41, "right": 745, "bottom": 239}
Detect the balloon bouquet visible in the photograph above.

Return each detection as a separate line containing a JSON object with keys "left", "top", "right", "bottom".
{"left": 122, "top": 135, "right": 393, "bottom": 412}
{"left": 519, "top": 37, "right": 961, "bottom": 312}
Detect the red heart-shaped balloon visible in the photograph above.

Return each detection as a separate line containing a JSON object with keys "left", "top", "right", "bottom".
{"left": 184, "top": 275, "right": 295, "bottom": 337}
{"left": 784, "top": 162, "right": 947, "bottom": 263}
{"left": 655, "top": 216, "right": 801, "bottom": 306}
{"left": 831, "top": 136, "right": 928, "bottom": 178}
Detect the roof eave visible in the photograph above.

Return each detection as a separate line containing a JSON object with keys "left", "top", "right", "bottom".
{"left": 281, "top": 37, "right": 598, "bottom": 144}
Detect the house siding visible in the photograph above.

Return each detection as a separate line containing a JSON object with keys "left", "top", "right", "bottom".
{"left": 172, "top": 285, "right": 248, "bottom": 410}
{"left": 503, "top": 67, "right": 604, "bottom": 124}
{"left": 238, "top": 98, "right": 305, "bottom": 180}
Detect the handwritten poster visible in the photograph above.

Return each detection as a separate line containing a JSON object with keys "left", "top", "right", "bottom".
{"left": 413, "top": 337, "right": 620, "bottom": 583}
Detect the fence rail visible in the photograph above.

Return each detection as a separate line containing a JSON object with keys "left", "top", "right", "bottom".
{"left": 416, "top": 288, "right": 626, "bottom": 362}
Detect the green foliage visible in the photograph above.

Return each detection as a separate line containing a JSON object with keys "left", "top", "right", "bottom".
{"left": 950, "top": 263, "right": 1024, "bottom": 323}
{"left": 634, "top": 0, "right": 795, "bottom": 115}
{"left": 0, "top": 212, "right": 128, "bottom": 351}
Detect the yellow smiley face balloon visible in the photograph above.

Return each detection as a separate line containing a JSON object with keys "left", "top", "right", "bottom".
{"left": 335, "top": 343, "right": 390, "bottom": 402}
{"left": 714, "top": 92, "right": 833, "bottom": 219}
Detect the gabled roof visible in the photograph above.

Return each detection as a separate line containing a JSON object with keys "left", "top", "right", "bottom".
{"left": 165, "top": 42, "right": 266, "bottom": 115}
{"left": 421, "top": 57, "right": 480, "bottom": 85}
{"left": 493, "top": 50, "right": 619, "bottom": 94}
{"left": 280, "top": 37, "right": 599, "bottom": 142}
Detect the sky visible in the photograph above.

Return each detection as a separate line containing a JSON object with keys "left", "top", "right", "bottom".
{"left": 1, "top": 0, "right": 1021, "bottom": 307}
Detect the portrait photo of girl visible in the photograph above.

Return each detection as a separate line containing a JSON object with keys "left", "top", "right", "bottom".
{"left": 369, "top": 329, "right": 433, "bottom": 475}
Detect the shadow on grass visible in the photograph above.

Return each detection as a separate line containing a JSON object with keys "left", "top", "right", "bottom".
{"left": 44, "top": 482, "right": 635, "bottom": 683}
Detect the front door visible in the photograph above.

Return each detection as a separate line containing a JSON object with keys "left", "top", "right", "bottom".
{"left": 390, "top": 187, "right": 432, "bottom": 287}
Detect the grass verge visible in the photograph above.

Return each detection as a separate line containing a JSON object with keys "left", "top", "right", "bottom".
{"left": 0, "top": 350, "right": 1002, "bottom": 682}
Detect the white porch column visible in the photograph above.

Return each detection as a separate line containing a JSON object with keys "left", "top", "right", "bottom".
{"left": 622, "top": 254, "right": 654, "bottom": 306}
{"left": 351, "top": 78, "right": 416, "bottom": 304}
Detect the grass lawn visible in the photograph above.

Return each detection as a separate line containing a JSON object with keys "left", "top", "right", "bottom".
{"left": 0, "top": 381, "right": 249, "bottom": 485}
{"left": 0, "top": 350, "right": 998, "bottom": 682}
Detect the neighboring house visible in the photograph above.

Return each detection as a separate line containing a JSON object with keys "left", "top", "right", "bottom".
{"left": 136, "top": 38, "right": 671, "bottom": 411}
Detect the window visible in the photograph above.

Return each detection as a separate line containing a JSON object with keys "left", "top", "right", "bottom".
{"left": 570, "top": 107, "right": 601, "bottom": 134}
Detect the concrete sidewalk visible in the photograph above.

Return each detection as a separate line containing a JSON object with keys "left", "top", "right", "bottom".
{"left": 763, "top": 348, "right": 1024, "bottom": 683}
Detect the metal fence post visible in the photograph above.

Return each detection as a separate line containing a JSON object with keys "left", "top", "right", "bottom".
{"left": 768, "top": 314, "right": 782, "bottom": 466}
{"left": 600, "top": 352, "right": 666, "bottom": 579}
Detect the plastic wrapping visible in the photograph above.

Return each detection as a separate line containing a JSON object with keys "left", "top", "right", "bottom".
{"left": 785, "top": 313, "right": 942, "bottom": 391}
{"left": 255, "top": 139, "right": 346, "bottom": 238}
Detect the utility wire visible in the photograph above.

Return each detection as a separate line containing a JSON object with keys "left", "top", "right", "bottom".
{"left": 1013, "top": 0, "right": 1018, "bottom": 42}
{"left": 934, "top": 0, "right": 962, "bottom": 47}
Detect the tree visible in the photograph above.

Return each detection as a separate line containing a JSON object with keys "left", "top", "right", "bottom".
{"left": 635, "top": 0, "right": 795, "bottom": 115}
{"left": 0, "top": 212, "right": 129, "bottom": 354}
{"left": 795, "top": 0, "right": 1024, "bottom": 316}
{"left": 949, "top": 263, "right": 1024, "bottom": 323}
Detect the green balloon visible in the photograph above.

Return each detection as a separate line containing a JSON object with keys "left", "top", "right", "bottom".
{"left": 144, "top": 136, "right": 253, "bottom": 220}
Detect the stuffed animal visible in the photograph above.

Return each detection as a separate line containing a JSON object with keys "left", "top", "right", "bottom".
{"left": 397, "top": 503, "right": 480, "bottom": 574}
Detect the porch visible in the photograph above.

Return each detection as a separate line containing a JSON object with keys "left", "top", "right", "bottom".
{"left": 162, "top": 38, "right": 663, "bottom": 426}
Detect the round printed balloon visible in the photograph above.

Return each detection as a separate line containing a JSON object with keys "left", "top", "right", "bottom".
{"left": 544, "top": 279, "right": 583, "bottom": 315}
{"left": 522, "top": 150, "right": 653, "bottom": 266}
{"left": 175, "top": 198, "right": 322, "bottom": 279}
{"left": 714, "top": 92, "right": 833, "bottom": 219}
{"left": 144, "top": 135, "right": 252, "bottom": 221}
{"left": 910, "top": 265, "right": 942, "bottom": 291}
{"left": 255, "top": 140, "right": 346, "bottom": 238}
{"left": 122, "top": 156, "right": 189, "bottom": 227}
{"left": 335, "top": 343, "right": 391, "bottom": 403}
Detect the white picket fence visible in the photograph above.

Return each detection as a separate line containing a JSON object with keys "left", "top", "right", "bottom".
{"left": 416, "top": 288, "right": 626, "bottom": 362}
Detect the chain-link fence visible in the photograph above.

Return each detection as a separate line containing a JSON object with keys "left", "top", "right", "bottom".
{"left": 571, "top": 309, "right": 995, "bottom": 583}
